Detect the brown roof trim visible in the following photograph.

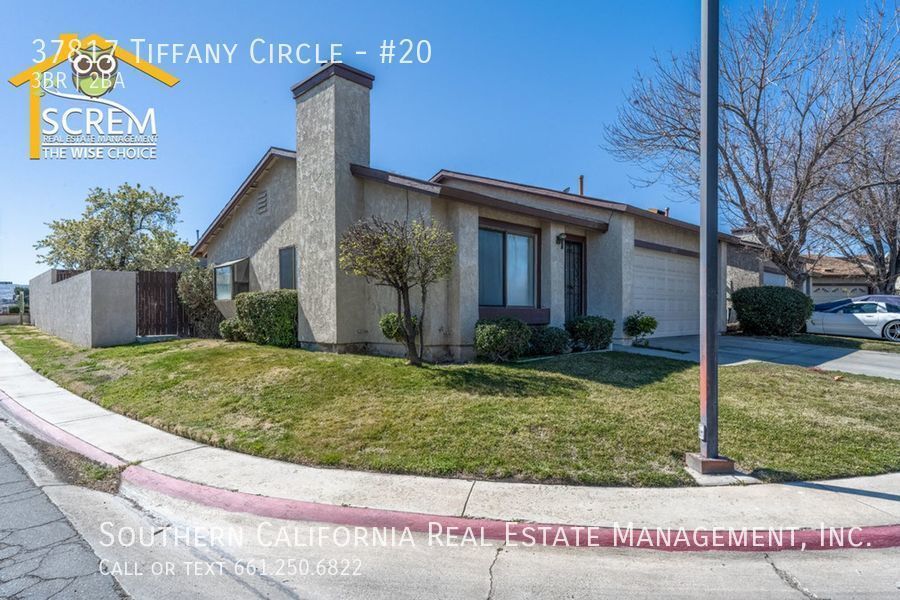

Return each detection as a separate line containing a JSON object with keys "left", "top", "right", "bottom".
{"left": 192, "top": 147, "right": 296, "bottom": 257}
{"left": 351, "top": 164, "right": 610, "bottom": 232}
{"left": 291, "top": 63, "right": 374, "bottom": 99}
{"left": 634, "top": 239, "right": 700, "bottom": 259}
{"left": 431, "top": 169, "right": 745, "bottom": 244}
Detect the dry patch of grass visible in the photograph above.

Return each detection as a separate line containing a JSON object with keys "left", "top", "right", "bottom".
{"left": 21, "top": 431, "right": 121, "bottom": 494}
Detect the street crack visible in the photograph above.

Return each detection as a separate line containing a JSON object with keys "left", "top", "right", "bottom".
{"left": 764, "top": 553, "right": 825, "bottom": 600}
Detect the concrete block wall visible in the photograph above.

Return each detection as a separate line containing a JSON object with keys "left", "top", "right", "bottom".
{"left": 28, "top": 269, "right": 136, "bottom": 348}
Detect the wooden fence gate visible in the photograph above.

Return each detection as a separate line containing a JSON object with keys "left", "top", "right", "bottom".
{"left": 136, "top": 271, "right": 191, "bottom": 337}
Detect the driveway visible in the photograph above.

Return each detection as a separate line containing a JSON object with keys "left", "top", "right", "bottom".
{"left": 620, "top": 335, "right": 900, "bottom": 381}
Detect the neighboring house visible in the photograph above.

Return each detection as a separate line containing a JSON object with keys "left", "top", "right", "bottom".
{"left": 726, "top": 227, "right": 886, "bottom": 308}
{"left": 805, "top": 256, "right": 874, "bottom": 304}
{"left": 192, "top": 63, "right": 748, "bottom": 361}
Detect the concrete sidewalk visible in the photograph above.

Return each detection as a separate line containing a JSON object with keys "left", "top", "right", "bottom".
{"left": 1, "top": 340, "right": 899, "bottom": 538}
{"left": 616, "top": 334, "right": 900, "bottom": 380}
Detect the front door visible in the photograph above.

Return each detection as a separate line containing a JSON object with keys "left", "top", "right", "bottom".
{"left": 564, "top": 239, "right": 585, "bottom": 323}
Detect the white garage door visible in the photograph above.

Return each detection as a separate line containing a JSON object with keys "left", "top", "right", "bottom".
{"left": 633, "top": 247, "right": 700, "bottom": 337}
{"left": 810, "top": 283, "right": 869, "bottom": 304}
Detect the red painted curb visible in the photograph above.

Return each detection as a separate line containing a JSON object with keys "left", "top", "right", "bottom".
{"left": 4, "top": 390, "right": 900, "bottom": 552}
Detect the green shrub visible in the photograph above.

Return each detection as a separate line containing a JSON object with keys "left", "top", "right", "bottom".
{"left": 623, "top": 311, "right": 658, "bottom": 346}
{"left": 565, "top": 315, "right": 614, "bottom": 351}
{"left": 474, "top": 317, "right": 532, "bottom": 362}
{"left": 528, "top": 326, "right": 571, "bottom": 356}
{"left": 176, "top": 267, "right": 223, "bottom": 338}
{"left": 234, "top": 290, "right": 298, "bottom": 347}
{"left": 731, "top": 286, "right": 812, "bottom": 336}
{"left": 219, "top": 318, "right": 246, "bottom": 342}
{"left": 379, "top": 312, "right": 419, "bottom": 343}
{"left": 8, "top": 305, "right": 19, "bottom": 315}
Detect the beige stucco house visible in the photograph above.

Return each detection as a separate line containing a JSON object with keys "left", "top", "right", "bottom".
{"left": 192, "top": 63, "right": 749, "bottom": 361}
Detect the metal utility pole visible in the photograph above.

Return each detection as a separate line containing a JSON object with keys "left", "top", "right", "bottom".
{"left": 686, "top": 0, "right": 734, "bottom": 475}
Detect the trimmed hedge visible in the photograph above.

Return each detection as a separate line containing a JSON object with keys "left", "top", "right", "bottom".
{"left": 219, "top": 318, "right": 246, "bottom": 342}
{"left": 234, "top": 290, "right": 298, "bottom": 347}
{"left": 528, "top": 326, "right": 571, "bottom": 356}
{"left": 731, "top": 286, "right": 813, "bottom": 336}
{"left": 565, "top": 315, "right": 615, "bottom": 350}
{"left": 474, "top": 317, "right": 532, "bottom": 362}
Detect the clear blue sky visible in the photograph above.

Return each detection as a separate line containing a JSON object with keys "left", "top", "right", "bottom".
{"left": 0, "top": 0, "right": 861, "bottom": 284}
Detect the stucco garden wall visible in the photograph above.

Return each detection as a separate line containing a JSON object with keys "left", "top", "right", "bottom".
{"left": 29, "top": 270, "right": 136, "bottom": 347}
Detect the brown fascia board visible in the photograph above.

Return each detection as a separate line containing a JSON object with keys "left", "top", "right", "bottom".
{"left": 291, "top": 63, "right": 375, "bottom": 99}
{"left": 191, "top": 147, "right": 296, "bottom": 257}
{"left": 431, "top": 169, "right": 745, "bottom": 244}
{"left": 351, "top": 164, "right": 610, "bottom": 232}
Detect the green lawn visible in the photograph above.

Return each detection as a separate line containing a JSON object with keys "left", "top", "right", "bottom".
{"left": 782, "top": 333, "right": 900, "bottom": 354}
{"left": 1, "top": 325, "right": 899, "bottom": 487}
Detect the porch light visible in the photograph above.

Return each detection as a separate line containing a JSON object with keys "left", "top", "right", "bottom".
{"left": 556, "top": 233, "right": 567, "bottom": 248}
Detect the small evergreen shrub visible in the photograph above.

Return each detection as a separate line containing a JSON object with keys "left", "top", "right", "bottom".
{"left": 528, "top": 326, "right": 571, "bottom": 356}
{"left": 219, "top": 318, "right": 246, "bottom": 342}
{"left": 731, "top": 286, "right": 813, "bottom": 336}
{"left": 474, "top": 317, "right": 532, "bottom": 362}
{"left": 234, "top": 290, "right": 298, "bottom": 347}
{"left": 565, "top": 315, "right": 614, "bottom": 350}
{"left": 379, "top": 312, "right": 419, "bottom": 343}
{"left": 623, "top": 311, "right": 658, "bottom": 346}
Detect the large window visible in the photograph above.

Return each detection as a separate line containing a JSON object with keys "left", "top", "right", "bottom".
{"left": 279, "top": 246, "right": 296, "bottom": 290}
{"left": 214, "top": 258, "right": 250, "bottom": 300}
{"left": 478, "top": 226, "right": 537, "bottom": 307}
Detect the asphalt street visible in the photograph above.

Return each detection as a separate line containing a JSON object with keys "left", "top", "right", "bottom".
{"left": 0, "top": 443, "right": 124, "bottom": 599}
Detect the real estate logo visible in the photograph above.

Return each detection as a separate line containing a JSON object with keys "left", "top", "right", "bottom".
{"left": 8, "top": 34, "right": 179, "bottom": 160}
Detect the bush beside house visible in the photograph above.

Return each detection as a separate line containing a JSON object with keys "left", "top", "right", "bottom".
{"left": 176, "top": 267, "right": 223, "bottom": 338}
{"left": 233, "top": 290, "right": 298, "bottom": 347}
{"left": 474, "top": 317, "right": 532, "bottom": 362}
{"left": 624, "top": 311, "right": 658, "bottom": 346}
{"left": 379, "top": 312, "right": 419, "bottom": 343}
{"left": 219, "top": 318, "right": 246, "bottom": 341}
{"left": 566, "top": 316, "right": 615, "bottom": 351}
{"left": 528, "top": 326, "right": 571, "bottom": 356}
{"left": 732, "top": 286, "right": 813, "bottom": 336}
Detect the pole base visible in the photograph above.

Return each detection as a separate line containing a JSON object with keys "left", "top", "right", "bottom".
{"left": 685, "top": 452, "right": 735, "bottom": 475}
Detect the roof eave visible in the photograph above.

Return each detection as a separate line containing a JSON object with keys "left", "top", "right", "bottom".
{"left": 191, "top": 147, "right": 296, "bottom": 257}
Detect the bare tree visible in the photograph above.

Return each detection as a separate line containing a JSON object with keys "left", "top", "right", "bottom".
{"left": 819, "top": 116, "right": 900, "bottom": 293}
{"left": 604, "top": 1, "right": 899, "bottom": 286}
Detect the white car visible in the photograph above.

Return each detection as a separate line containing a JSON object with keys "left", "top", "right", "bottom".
{"left": 806, "top": 300, "right": 900, "bottom": 342}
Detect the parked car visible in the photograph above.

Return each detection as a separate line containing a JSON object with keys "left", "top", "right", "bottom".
{"left": 813, "top": 294, "right": 900, "bottom": 312}
{"left": 806, "top": 299, "right": 900, "bottom": 342}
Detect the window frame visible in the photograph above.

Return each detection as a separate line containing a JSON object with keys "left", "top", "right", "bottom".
{"left": 477, "top": 218, "right": 540, "bottom": 309}
{"left": 213, "top": 259, "right": 250, "bottom": 301}
{"left": 278, "top": 245, "right": 296, "bottom": 290}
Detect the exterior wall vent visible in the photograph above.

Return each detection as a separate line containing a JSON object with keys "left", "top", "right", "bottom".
{"left": 256, "top": 190, "right": 269, "bottom": 214}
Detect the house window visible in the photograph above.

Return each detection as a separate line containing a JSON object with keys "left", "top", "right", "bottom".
{"left": 215, "top": 266, "right": 232, "bottom": 300}
{"left": 279, "top": 246, "right": 296, "bottom": 289}
{"left": 214, "top": 258, "right": 250, "bottom": 300}
{"left": 478, "top": 226, "right": 537, "bottom": 307}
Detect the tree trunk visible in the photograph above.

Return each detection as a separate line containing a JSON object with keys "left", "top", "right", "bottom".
{"left": 418, "top": 286, "right": 427, "bottom": 361}
{"left": 400, "top": 287, "right": 421, "bottom": 366}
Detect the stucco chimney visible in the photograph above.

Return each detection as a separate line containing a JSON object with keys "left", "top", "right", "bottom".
{"left": 292, "top": 63, "right": 374, "bottom": 349}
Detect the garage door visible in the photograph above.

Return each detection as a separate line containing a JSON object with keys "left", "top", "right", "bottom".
{"left": 811, "top": 283, "right": 869, "bottom": 304}
{"left": 633, "top": 247, "right": 700, "bottom": 337}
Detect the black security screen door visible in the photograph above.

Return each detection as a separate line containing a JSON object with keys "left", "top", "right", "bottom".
{"left": 564, "top": 239, "right": 584, "bottom": 322}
